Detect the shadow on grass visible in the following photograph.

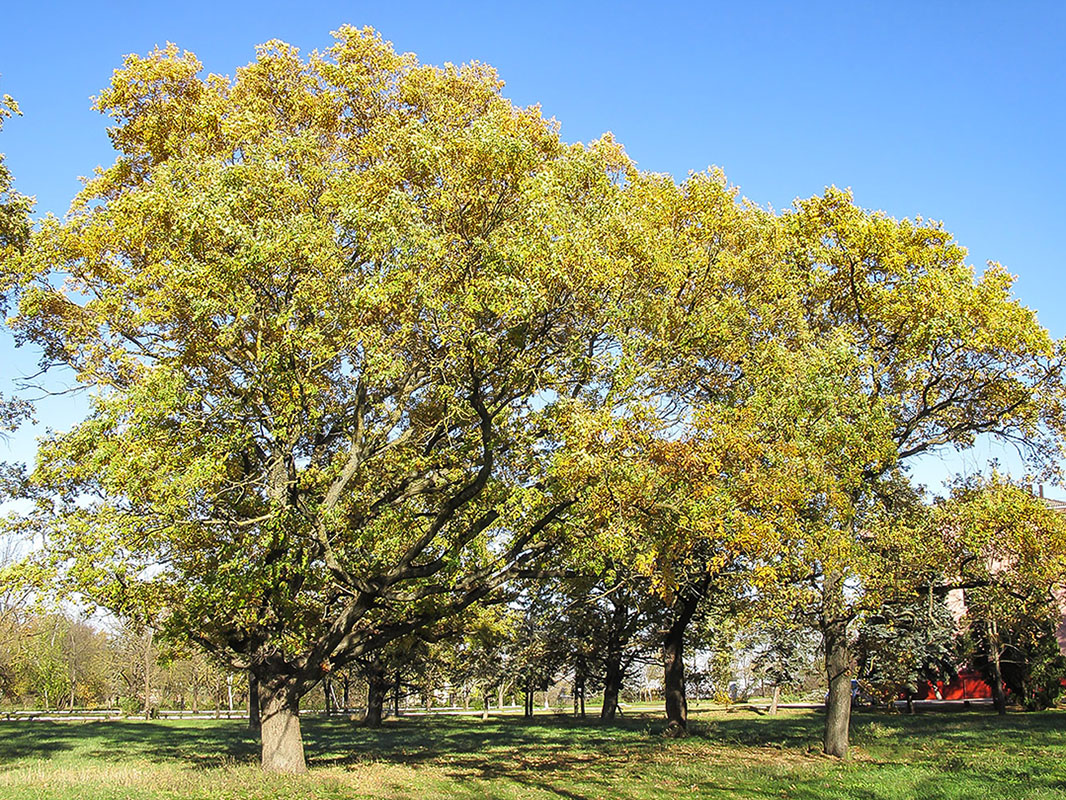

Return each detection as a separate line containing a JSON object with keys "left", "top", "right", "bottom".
{"left": 0, "top": 719, "right": 260, "bottom": 769}
{"left": 305, "top": 714, "right": 672, "bottom": 800}
{"left": 2, "top": 706, "right": 1064, "bottom": 799}
{"left": 0, "top": 721, "right": 79, "bottom": 763}
{"left": 307, "top": 713, "right": 654, "bottom": 765}
{"left": 305, "top": 707, "right": 1066, "bottom": 799}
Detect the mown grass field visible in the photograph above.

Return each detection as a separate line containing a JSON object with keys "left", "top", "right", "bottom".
{"left": 0, "top": 706, "right": 1063, "bottom": 799}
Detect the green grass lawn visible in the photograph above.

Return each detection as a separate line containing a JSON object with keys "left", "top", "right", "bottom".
{"left": 0, "top": 706, "right": 1063, "bottom": 799}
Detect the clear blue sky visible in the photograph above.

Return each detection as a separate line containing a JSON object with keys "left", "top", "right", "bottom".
{"left": 2, "top": 0, "right": 1065, "bottom": 492}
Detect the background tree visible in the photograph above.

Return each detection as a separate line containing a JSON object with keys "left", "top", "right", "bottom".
{"left": 932, "top": 477, "right": 1066, "bottom": 712}
{"left": 354, "top": 642, "right": 403, "bottom": 727}
{"left": 993, "top": 617, "right": 1066, "bottom": 711}
{"left": 111, "top": 625, "right": 160, "bottom": 717}
{"left": 509, "top": 583, "right": 568, "bottom": 718}
{"left": 854, "top": 591, "right": 959, "bottom": 712}
{"left": 776, "top": 188, "right": 1066, "bottom": 757}
{"left": 557, "top": 170, "right": 809, "bottom": 735}
{"left": 527, "top": 568, "right": 660, "bottom": 720}
{"left": 570, "top": 568, "right": 661, "bottom": 721}
{"left": 749, "top": 620, "right": 820, "bottom": 714}
{"left": 14, "top": 615, "right": 70, "bottom": 711}
{"left": 442, "top": 605, "right": 515, "bottom": 719}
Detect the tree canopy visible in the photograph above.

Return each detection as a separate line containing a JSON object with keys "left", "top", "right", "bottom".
{"left": 2, "top": 26, "right": 1065, "bottom": 772}
{"left": 3, "top": 27, "right": 629, "bottom": 772}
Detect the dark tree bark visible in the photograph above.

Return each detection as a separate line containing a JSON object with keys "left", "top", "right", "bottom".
{"left": 662, "top": 622, "right": 688, "bottom": 736}
{"left": 600, "top": 587, "right": 631, "bottom": 722}
{"left": 523, "top": 684, "right": 534, "bottom": 718}
{"left": 822, "top": 572, "right": 852, "bottom": 759}
{"left": 823, "top": 618, "right": 852, "bottom": 757}
{"left": 364, "top": 664, "right": 389, "bottom": 727}
{"left": 248, "top": 671, "right": 261, "bottom": 733}
{"left": 258, "top": 679, "right": 306, "bottom": 774}
{"left": 662, "top": 578, "right": 706, "bottom": 736}
{"left": 601, "top": 656, "right": 623, "bottom": 721}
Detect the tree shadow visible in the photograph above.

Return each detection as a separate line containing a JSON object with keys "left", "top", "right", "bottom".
{"left": 304, "top": 713, "right": 666, "bottom": 799}
{"left": 305, "top": 713, "right": 655, "bottom": 766}
{"left": 0, "top": 721, "right": 83, "bottom": 765}
{"left": 0, "top": 719, "right": 260, "bottom": 770}
{"left": 2, "top": 707, "right": 1063, "bottom": 798}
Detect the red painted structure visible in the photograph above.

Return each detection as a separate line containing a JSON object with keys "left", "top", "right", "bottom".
{"left": 912, "top": 669, "right": 993, "bottom": 701}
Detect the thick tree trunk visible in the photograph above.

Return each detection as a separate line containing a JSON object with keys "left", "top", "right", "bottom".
{"left": 663, "top": 622, "right": 688, "bottom": 736}
{"left": 662, "top": 580, "right": 704, "bottom": 737}
{"left": 769, "top": 685, "right": 781, "bottom": 716}
{"left": 248, "top": 672, "right": 262, "bottom": 733}
{"left": 601, "top": 656, "right": 623, "bottom": 721}
{"left": 258, "top": 680, "right": 306, "bottom": 774}
{"left": 324, "top": 676, "right": 334, "bottom": 715}
{"left": 823, "top": 638, "right": 852, "bottom": 757}
{"left": 523, "top": 684, "right": 534, "bottom": 718}
{"left": 822, "top": 575, "right": 852, "bottom": 759}
{"left": 364, "top": 662, "right": 389, "bottom": 727}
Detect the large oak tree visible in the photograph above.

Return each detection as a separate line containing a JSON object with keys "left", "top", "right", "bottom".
{"left": 3, "top": 28, "right": 627, "bottom": 772}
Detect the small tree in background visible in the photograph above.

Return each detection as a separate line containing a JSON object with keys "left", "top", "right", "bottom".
{"left": 855, "top": 592, "right": 959, "bottom": 711}
{"left": 934, "top": 478, "right": 1066, "bottom": 712}
{"left": 750, "top": 621, "right": 820, "bottom": 714}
